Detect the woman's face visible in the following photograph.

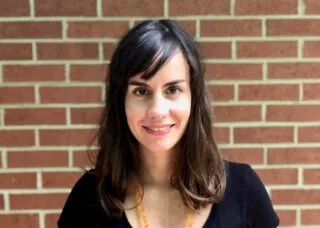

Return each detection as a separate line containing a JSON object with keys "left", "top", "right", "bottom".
{"left": 125, "top": 51, "right": 191, "bottom": 157}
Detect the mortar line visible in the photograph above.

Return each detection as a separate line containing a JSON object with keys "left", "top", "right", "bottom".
{"left": 2, "top": 150, "right": 7, "bottom": 169}
{"left": 39, "top": 211, "right": 45, "bottom": 228}
{"left": 62, "top": 20, "right": 68, "bottom": 39}
{"left": 196, "top": 19, "right": 200, "bottom": 39}
{"left": 37, "top": 171, "right": 42, "bottom": 189}
{"left": 298, "top": 0, "right": 306, "bottom": 15}
{"left": 29, "top": 0, "right": 35, "bottom": 17}
{"left": 3, "top": 192, "right": 9, "bottom": 211}
{"left": 261, "top": 17, "right": 266, "bottom": 37}
{"left": 164, "top": 0, "right": 169, "bottom": 18}
{"left": 97, "top": 0, "right": 102, "bottom": 18}
{"left": 230, "top": 0, "right": 235, "bottom": 15}
{"left": 65, "top": 63, "right": 70, "bottom": 82}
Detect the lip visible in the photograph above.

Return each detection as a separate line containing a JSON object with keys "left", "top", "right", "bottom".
{"left": 142, "top": 124, "right": 175, "bottom": 136}
{"left": 143, "top": 124, "right": 174, "bottom": 128}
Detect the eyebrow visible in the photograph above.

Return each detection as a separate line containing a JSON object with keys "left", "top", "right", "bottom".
{"left": 128, "top": 79, "right": 186, "bottom": 88}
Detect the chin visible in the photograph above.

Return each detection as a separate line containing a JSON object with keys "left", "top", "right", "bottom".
{"left": 143, "top": 143, "right": 176, "bottom": 155}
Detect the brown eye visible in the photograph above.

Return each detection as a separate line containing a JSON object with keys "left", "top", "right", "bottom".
{"left": 166, "top": 86, "right": 182, "bottom": 95}
{"left": 133, "top": 88, "right": 149, "bottom": 97}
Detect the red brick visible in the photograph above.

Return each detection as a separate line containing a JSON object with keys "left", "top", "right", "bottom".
{"left": 0, "top": 194, "right": 3, "bottom": 209}
{"left": 302, "top": 209, "right": 320, "bottom": 224}
{"left": 237, "top": 41, "right": 297, "bottom": 58}
{"left": 73, "top": 150, "right": 96, "bottom": 167}
{"left": 35, "top": 0, "right": 96, "bottom": 16}
{"left": 37, "top": 43, "right": 99, "bottom": 60}
{"left": 103, "top": 42, "right": 118, "bottom": 60}
{"left": 0, "top": 87, "right": 35, "bottom": 104}
{"left": 169, "top": 0, "right": 230, "bottom": 16}
{"left": 239, "top": 84, "right": 299, "bottom": 101}
{"left": 70, "top": 64, "right": 106, "bottom": 82}
{"left": 0, "top": 22, "right": 62, "bottom": 39}
{"left": 234, "top": 127, "right": 294, "bottom": 144}
{"left": 305, "top": 0, "right": 320, "bottom": 14}
{"left": 43, "top": 171, "right": 82, "bottom": 188}
{"left": 10, "top": 193, "right": 68, "bottom": 209}
{"left": 103, "top": 0, "right": 163, "bottom": 16}
{"left": 236, "top": 0, "right": 297, "bottom": 15}
{"left": 205, "top": 63, "right": 262, "bottom": 80}
{"left": 0, "top": 173, "right": 37, "bottom": 189}
{"left": 268, "top": 62, "right": 320, "bottom": 79}
{"left": 39, "top": 129, "right": 96, "bottom": 146}
{"left": 176, "top": 21, "right": 196, "bottom": 38}
{"left": 207, "top": 85, "right": 234, "bottom": 101}
{"left": 272, "top": 189, "right": 320, "bottom": 205}
{"left": 199, "top": 42, "right": 231, "bottom": 59}
{"left": 5, "top": 108, "right": 66, "bottom": 125}
{"left": 276, "top": 210, "right": 296, "bottom": 226}
{"left": 0, "top": 0, "right": 29, "bottom": 17}
{"left": 213, "top": 105, "right": 261, "bottom": 122}
{"left": 71, "top": 107, "right": 102, "bottom": 124}
{"left": 256, "top": 168, "right": 298, "bottom": 185}
{"left": 0, "top": 43, "right": 32, "bottom": 60}
{"left": 40, "top": 86, "right": 101, "bottom": 104}
{"left": 220, "top": 148, "right": 264, "bottom": 164}
{"left": 304, "top": 84, "right": 320, "bottom": 100}
{"left": 7, "top": 150, "right": 68, "bottom": 168}
{"left": 68, "top": 21, "right": 129, "bottom": 38}
{"left": 45, "top": 213, "right": 60, "bottom": 228}
{"left": 304, "top": 41, "right": 320, "bottom": 57}
{"left": 201, "top": 20, "right": 261, "bottom": 37}
{"left": 268, "top": 148, "right": 320, "bottom": 164}
{"left": 3, "top": 65, "right": 65, "bottom": 82}
{"left": 304, "top": 169, "right": 320, "bottom": 184}
{"left": 267, "top": 19, "right": 320, "bottom": 36}
{"left": 0, "top": 214, "right": 39, "bottom": 228}
{"left": 214, "top": 127, "right": 230, "bottom": 144}
{"left": 0, "top": 130, "right": 35, "bottom": 147}
{"left": 299, "top": 127, "right": 320, "bottom": 143}
{"left": 0, "top": 152, "right": 2, "bottom": 168}
{"left": 267, "top": 105, "right": 320, "bottom": 122}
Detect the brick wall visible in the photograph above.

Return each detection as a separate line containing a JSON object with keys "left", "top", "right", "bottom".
{"left": 0, "top": 0, "right": 319, "bottom": 227}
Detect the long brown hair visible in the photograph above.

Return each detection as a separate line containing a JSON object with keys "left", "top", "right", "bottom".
{"left": 94, "top": 19, "right": 226, "bottom": 217}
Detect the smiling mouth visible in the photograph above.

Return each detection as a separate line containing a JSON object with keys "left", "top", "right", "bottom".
{"left": 143, "top": 124, "right": 175, "bottom": 134}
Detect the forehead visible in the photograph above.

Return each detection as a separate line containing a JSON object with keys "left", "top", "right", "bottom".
{"left": 129, "top": 51, "right": 189, "bottom": 84}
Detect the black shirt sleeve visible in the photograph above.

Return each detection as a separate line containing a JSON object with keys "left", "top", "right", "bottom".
{"left": 244, "top": 165, "right": 280, "bottom": 228}
{"left": 57, "top": 170, "right": 103, "bottom": 228}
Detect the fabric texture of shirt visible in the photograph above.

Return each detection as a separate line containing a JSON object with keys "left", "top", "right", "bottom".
{"left": 58, "top": 161, "right": 280, "bottom": 228}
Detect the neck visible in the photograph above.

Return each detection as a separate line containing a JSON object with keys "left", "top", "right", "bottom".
{"left": 139, "top": 147, "right": 177, "bottom": 189}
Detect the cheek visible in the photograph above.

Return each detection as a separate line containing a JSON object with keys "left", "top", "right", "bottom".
{"left": 125, "top": 96, "right": 148, "bottom": 112}
{"left": 172, "top": 95, "right": 191, "bottom": 117}
{"left": 125, "top": 100, "right": 145, "bottom": 129}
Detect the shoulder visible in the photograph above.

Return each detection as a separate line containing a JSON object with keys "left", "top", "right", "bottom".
{"left": 63, "top": 169, "right": 97, "bottom": 206}
{"left": 225, "top": 161, "right": 259, "bottom": 188}
{"left": 70, "top": 169, "right": 96, "bottom": 192}
{"left": 223, "top": 161, "right": 280, "bottom": 227}
{"left": 223, "top": 161, "right": 256, "bottom": 193}
{"left": 225, "top": 160, "right": 252, "bottom": 179}
{"left": 57, "top": 169, "right": 104, "bottom": 227}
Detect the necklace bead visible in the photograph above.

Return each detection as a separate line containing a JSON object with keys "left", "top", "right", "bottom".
{"left": 135, "top": 184, "right": 193, "bottom": 228}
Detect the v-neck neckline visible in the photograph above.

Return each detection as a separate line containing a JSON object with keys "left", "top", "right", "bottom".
{"left": 122, "top": 202, "right": 218, "bottom": 228}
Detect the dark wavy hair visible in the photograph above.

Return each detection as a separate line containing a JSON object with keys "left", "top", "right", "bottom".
{"left": 95, "top": 19, "right": 226, "bottom": 217}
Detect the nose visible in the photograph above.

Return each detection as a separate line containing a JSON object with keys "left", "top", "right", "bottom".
{"left": 147, "top": 93, "right": 169, "bottom": 120}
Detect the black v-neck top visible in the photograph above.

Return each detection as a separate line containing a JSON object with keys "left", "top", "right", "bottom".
{"left": 58, "top": 161, "right": 280, "bottom": 228}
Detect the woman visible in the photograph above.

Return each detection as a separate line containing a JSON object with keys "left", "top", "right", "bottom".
{"left": 58, "top": 20, "right": 279, "bottom": 227}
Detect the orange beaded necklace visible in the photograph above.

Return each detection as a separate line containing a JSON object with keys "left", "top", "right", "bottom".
{"left": 135, "top": 184, "right": 193, "bottom": 228}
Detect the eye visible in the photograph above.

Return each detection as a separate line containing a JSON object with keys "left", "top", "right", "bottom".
{"left": 165, "top": 86, "right": 182, "bottom": 95}
{"left": 133, "top": 88, "right": 149, "bottom": 97}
